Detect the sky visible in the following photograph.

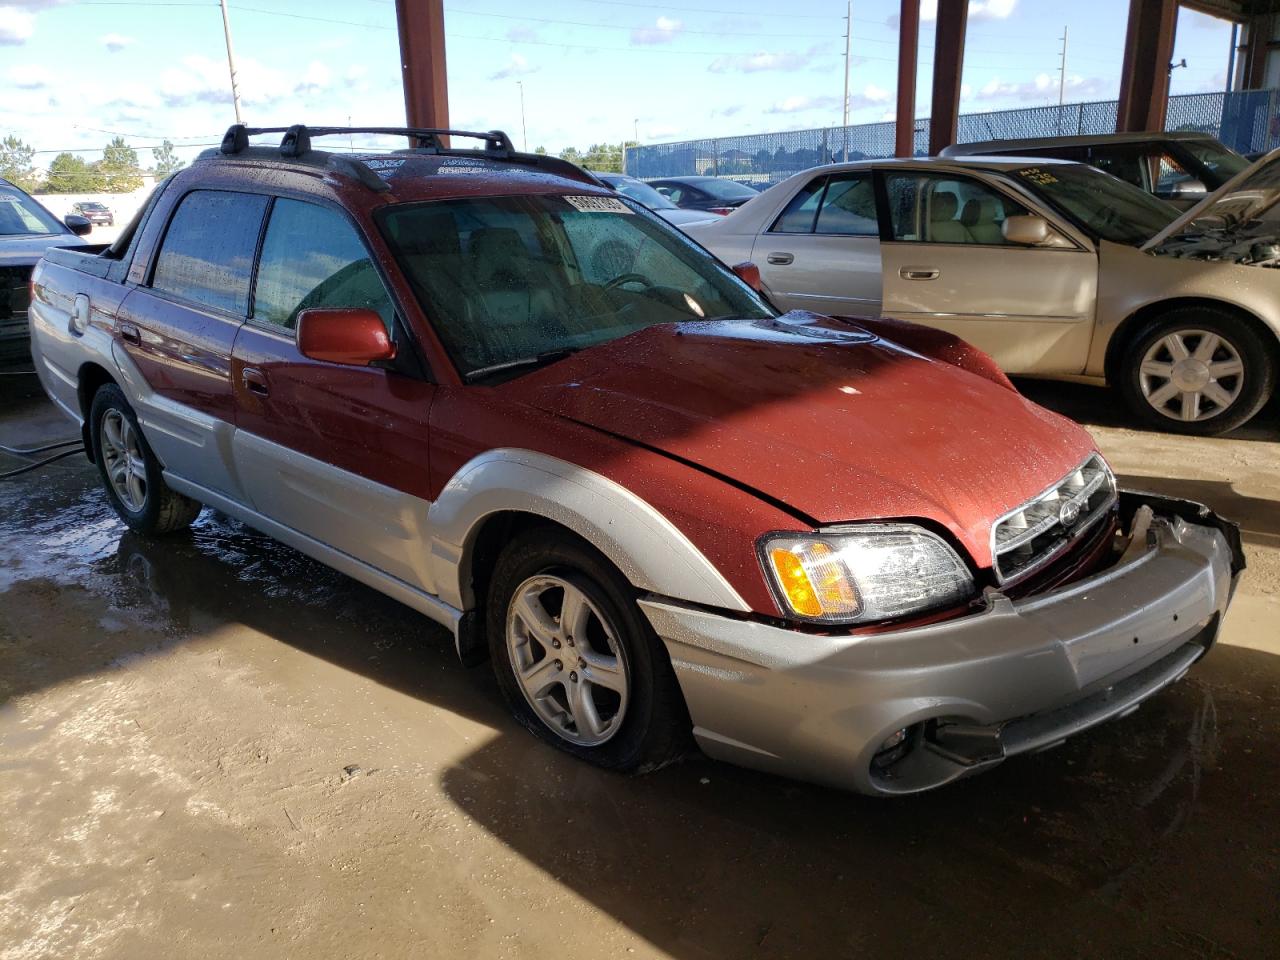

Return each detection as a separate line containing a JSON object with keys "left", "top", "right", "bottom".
{"left": 0, "top": 0, "right": 1241, "bottom": 170}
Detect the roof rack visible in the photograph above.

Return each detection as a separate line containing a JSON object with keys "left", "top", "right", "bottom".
{"left": 213, "top": 123, "right": 603, "bottom": 190}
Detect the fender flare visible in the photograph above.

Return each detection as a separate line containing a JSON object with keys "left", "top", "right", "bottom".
{"left": 427, "top": 448, "right": 751, "bottom": 614}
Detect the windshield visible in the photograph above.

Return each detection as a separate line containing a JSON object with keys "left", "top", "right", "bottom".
{"left": 1008, "top": 164, "right": 1178, "bottom": 246}
{"left": 1176, "top": 139, "right": 1249, "bottom": 189}
{"left": 604, "top": 177, "right": 678, "bottom": 210}
{"left": 380, "top": 194, "right": 773, "bottom": 378}
{"left": 698, "top": 178, "right": 759, "bottom": 201}
{"left": 0, "top": 184, "right": 66, "bottom": 237}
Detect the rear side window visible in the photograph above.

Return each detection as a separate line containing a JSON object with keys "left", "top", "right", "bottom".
{"left": 771, "top": 178, "right": 825, "bottom": 233}
{"left": 814, "top": 174, "right": 878, "bottom": 236}
{"left": 252, "top": 199, "right": 394, "bottom": 331}
{"left": 151, "top": 190, "right": 268, "bottom": 315}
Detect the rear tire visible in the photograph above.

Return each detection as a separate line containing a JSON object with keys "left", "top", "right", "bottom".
{"left": 89, "top": 384, "right": 202, "bottom": 535}
{"left": 1117, "top": 307, "right": 1274, "bottom": 436}
{"left": 486, "top": 527, "right": 688, "bottom": 773}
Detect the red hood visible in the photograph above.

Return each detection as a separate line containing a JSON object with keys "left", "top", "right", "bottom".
{"left": 500, "top": 316, "right": 1096, "bottom": 568}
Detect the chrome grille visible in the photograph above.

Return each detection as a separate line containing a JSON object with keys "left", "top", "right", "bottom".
{"left": 991, "top": 454, "right": 1117, "bottom": 583}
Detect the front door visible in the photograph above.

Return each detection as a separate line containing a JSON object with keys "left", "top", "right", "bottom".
{"left": 877, "top": 170, "right": 1098, "bottom": 375}
{"left": 229, "top": 197, "right": 439, "bottom": 593}
{"left": 751, "top": 171, "right": 882, "bottom": 318}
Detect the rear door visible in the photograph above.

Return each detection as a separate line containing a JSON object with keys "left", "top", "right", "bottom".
{"left": 229, "top": 197, "right": 439, "bottom": 593}
{"left": 751, "top": 171, "right": 882, "bottom": 317}
{"left": 877, "top": 169, "right": 1097, "bottom": 375}
{"left": 115, "top": 188, "right": 268, "bottom": 500}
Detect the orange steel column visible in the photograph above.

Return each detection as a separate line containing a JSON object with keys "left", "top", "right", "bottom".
{"left": 928, "top": 0, "right": 969, "bottom": 155}
{"left": 396, "top": 0, "right": 449, "bottom": 130}
{"left": 1115, "top": 0, "right": 1178, "bottom": 132}
{"left": 895, "top": 0, "right": 921, "bottom": 157}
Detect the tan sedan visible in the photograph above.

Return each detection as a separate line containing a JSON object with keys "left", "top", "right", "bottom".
{"left": 684, "top": 154, "right": 1280, "bottom": 435}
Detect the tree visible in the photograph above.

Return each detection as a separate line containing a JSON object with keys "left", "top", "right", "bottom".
{"left": 557, "top": 146, "right": 581, "bottom": 165}
{"left": 152, "top": 139, "right": 184, "bottom": 178}
{"left": 99, "top": 136, "right": 143, "bottom": 192}
{"left": 0, "top": 136, "right": 39, "bottom": 192}
{"left": 534, "top": 145, "right": 547, "bottom": 155}
{"left": 43, "top": 153, "right": 105, "bottom": 194}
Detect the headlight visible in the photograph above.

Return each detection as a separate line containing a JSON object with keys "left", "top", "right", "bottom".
{"left": 760, "top": 524, "right": 975, "bottom": 625}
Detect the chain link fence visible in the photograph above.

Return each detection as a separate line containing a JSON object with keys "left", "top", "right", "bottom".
{"left": 625, "top": 89, "right": 1280, "bottom": 183}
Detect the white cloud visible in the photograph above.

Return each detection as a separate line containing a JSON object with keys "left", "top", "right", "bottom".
{"left": 506, "top": 24, "right": 538, "bottom": 42}
{"left": 709, "top": 46, "right": 823, "bottom": 74}
{"left": 0, "top": 8, "right": 36, "bottom": 44}
{"left": 489, "top": 53, "right": 537, "bottom": 81}
{"left": 766, "top": 85, "right": 891, "bottom": 115}
{"left": 973, "top": 72, "right": 1110, "bottom": 103}
{"left": 8, "top": 64, "right": 49, "bottom": 88}
{"left": 100, "top": 33, "right": 135, "bottom": 53}
{"left": 921, "top": 0, "right": 1018, "bottom": 20}
{"left": 631, "top": 16, "right": 682, "bottom": 45}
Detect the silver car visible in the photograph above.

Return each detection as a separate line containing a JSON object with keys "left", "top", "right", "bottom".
{"left": 685, "top": 154, "right": 1280, "bottom": 435}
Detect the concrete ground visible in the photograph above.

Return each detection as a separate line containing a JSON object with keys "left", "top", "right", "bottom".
{"left": 1, "top": 368, "right": 1277, "bottom": 960}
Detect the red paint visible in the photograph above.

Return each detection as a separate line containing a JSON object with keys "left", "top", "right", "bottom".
{"left": 297, "top": 308, "right": 397, "bottom": 365}
{"left": 730, "top": 261, "right": 763, "bottom": 292}
{"left": 500, "top": 316, "right": 1096, "bottom": 571}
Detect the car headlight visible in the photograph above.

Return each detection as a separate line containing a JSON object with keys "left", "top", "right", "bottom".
{"left": 760, "top": 524, "right": 975, "bottom": 625}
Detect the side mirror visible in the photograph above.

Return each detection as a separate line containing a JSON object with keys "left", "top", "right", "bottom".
{"left": 65, "top": 214, "right": 93, "bottom": 236}
{"left": 1163, "top": 178, "right": 1208, "bottom": 199}
{"left": 1001, "top": 215, "right": 1050, "bottom": 246}
{"left": 297, "top": 308, "right": 396, "bottom": 366}
{"left": 730, "top": 260, "right": 763, "bottom": 292}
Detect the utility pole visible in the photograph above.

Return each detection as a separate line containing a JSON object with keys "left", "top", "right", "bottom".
{"left": 517, "top": 80, "right": 527, "bottom": 151}
{"left": 1056, "top": 26, "right": 1069, "bottom": 134}
{"left": 842, "top": 0, "right": 852, "bottom": 162}
{"left": 219, "top": 0, "right": 243, "bottom": 124}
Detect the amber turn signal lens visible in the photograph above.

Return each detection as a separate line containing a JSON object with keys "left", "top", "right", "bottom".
{"left": 768, "top": 547, "right": 825, "bottom": 618}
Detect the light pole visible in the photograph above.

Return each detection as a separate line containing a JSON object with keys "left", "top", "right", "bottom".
{"left": 219, "top": 0, "right": 243, "bottom": 124}
{"left": 517, "top": 81, "right": 528, "bottom": 151}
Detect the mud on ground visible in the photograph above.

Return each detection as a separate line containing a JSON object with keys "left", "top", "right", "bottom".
{"left": 1, "top": 372, "right": 1277, "bottom": 960}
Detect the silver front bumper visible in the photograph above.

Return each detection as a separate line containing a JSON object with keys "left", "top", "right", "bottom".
{"left": 641, "top": 493, "right": 1241, "bottom": 795}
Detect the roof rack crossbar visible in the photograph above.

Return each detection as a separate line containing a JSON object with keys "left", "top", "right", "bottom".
{"left": 220, "top": 123, "right": 515, "bottom": 157}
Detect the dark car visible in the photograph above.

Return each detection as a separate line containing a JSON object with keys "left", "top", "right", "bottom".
{"left": 591, "top": 172, "right": 716, "bottom": 228}
{"left": 1, "top": 179, "right": 91, "bottom": 363}
{"left": 942, "top": 132, "right": 1249, "bottom": 209}
{"left": 70, "top": 201, "right": 114, "bottom": 226}
{"left": 646, "top": 175, "right": 761, "bottom": 215}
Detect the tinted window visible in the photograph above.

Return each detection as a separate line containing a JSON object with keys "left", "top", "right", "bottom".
{"left": 1087, "top": 146, "right": 1146, "bottom": 189}
{"left": 884, "top": 173, "right": 1029, "bottom": 245}
{"left": 0, "top": 183, "right": 64, "bottom": 237}
{"left": 605, "top": 177, "right": 678, "bottom": 210}
{"left": 151, "top": 190, "right": 268, "bottom": 315}
{"left": 253, "top": 199, "right": 393, "bottom": 331}
{"left": 1009, "top": 164, "right": 1176, "bottom": 246}
{"left": 771, "top": 177, "right": 825, "bottom": 233}
{"left": 698, "top": 179, "right": 759, "bottom": 201}
{"left": 815, "top": 174, "right": 878, "bottom": 236}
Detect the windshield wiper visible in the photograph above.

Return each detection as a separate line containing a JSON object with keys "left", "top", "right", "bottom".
{"left": 463, "top": 348, "right": 581, "bottom": 383}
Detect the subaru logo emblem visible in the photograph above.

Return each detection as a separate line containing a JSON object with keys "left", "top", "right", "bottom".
{"left": 1059, "top": 500, "right": 1081, "bottom": 526}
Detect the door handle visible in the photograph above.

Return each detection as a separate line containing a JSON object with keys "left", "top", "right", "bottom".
{"left": 900, "top": 267, "right": 940, "bottom": 281}
{"left": 119, "top": 321, "right": 141, "bottom": 345}
{"left": 766, "top": 252, "right": 794, "bottom": 265}
{"left": 241, "top": 367, "right": 269, "bottom": 396}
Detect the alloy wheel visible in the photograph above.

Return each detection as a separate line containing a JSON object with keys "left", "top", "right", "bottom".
{"left": 1138, "top": 328, "right": 1244, "bottom": 423}
{"left": 505, "top": 574, "right": 630, "bottom": 747}
{"left": 99, "top": 409, "right": 148, "bottom": 511}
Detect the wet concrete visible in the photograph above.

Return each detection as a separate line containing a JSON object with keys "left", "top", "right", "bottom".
{"left": 1, "top": 369, "right": 1277, "bottom": 959}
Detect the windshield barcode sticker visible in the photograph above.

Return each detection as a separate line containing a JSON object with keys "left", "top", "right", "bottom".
{"left": 563, "top": 195, "right": 633, "bottom": 214}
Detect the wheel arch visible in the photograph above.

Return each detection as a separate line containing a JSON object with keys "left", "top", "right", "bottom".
{"left": 428, "top": 449, "right": 752, "bottom": 663}
{"left": 1103, "top": 297, "right": 1280, "bottom": 387}
{"left": 75, "top": 362, "right": 120, "bottom": 462}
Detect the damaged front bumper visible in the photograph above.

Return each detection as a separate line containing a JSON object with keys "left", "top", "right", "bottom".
{"left": 641, "top": 491, "right": 1243, "bottom": 795}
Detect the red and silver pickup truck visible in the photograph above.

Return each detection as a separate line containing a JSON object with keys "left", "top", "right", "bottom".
{"left": 28, "top": 125, "right": 1243, "bottom": 795}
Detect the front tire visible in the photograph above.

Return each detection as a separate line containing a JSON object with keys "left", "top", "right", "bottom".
{"left": 1117, "top": 308, "right": 1275, "bottom": 436}
{"left": 89, "top": 384, "right": 202, "bottom": 535}
{"left": 486, "top": 528, "right": 688, "bottom": 773}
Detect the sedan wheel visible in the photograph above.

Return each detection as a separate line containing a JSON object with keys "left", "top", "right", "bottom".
{"left": 1119, "top": 308, "right": 1275, "bottom": 436}
{"left": 506, "top": 574, "right": 630, "bottom": 747}
{"left": 1138, "top": 328, "right": 1244, "bottom": 424}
